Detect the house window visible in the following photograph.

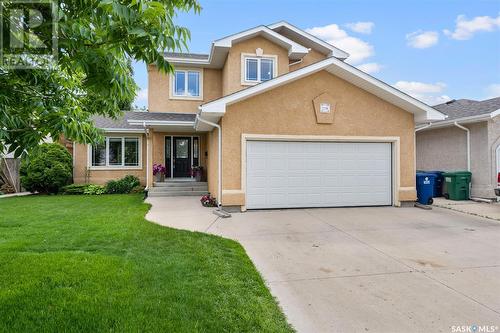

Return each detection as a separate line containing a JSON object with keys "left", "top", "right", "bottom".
{"left": 244, "top": 56, "right": 275, "bottom": 83}
{"left": 173, "top": 70, "right": 200, "bottom": 97}
{"left": 91, "top": 137, "right": 140, "bottom": 168}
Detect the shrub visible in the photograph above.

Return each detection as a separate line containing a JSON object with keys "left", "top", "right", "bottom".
{"left": 62, "top": 184, "right": 90, "bottom": 195}
{"left": 20, "top": 143, "right": 72, "bottom": 194}
{"left": 105, "top": 175, "right": 140, "bottom": 194}
{"left": 130, "top": 185, "right": 145, "bottom": 194}
{"left": 83, "top": 184, "right": 106, "bottom": 195}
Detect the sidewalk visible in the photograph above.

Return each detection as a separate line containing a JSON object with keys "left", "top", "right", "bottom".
{"left": 433, "top": 197, "right": 500, "bottom": 221}
{"left": 0, "top": 192, "right": 32, "bottom": 199}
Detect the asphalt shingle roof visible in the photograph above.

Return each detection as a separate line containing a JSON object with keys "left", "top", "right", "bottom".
{"left": 433, "top": 97, "right": 500, "bottom": 121}
{"left": 93, "top": 111, "right": 196, "bottom": 129}
{"left": 163, "top": 52, "right": 209, "bottom": 60}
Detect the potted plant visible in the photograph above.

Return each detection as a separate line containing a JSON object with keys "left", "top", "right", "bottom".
{"left": 153, "top": 163, "right": 166, "bottom": 182}
{"left": 191, "top": 166, "right": 203, "bottom": 182}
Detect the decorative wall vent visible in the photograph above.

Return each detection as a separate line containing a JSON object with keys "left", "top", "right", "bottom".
{"left": 312, "top": 92, "right": 336, "bottom": 124}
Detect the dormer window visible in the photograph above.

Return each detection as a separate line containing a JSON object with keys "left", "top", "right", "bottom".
{"left": 171, "top": 69, "right": 203, "bottom": 100}
{"left": 242, "top": 53, "right": 277, "bottom": 85}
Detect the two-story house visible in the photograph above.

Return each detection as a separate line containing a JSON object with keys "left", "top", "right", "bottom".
{"left": 73, "top": 21, "right": 445, "bottom": 210}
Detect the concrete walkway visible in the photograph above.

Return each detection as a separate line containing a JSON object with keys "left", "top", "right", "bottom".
{"left": 0, "top": 191, "right": 32, "bottom": 199}
{"left": 146, "top": 197, "right": 500, "bottom": 333}
{"left": 433, "top": 197, "right": 500, "bottom": 221}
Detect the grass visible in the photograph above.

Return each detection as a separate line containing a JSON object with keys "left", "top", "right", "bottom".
{"left": 0, "top": 194, "right": 293, "bottom": 332}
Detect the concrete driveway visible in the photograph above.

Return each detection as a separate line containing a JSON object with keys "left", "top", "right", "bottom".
{"left": 147, "top": 197, "right": 500, "bottom": 333}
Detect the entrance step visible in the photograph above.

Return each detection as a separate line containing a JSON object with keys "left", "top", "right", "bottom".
{"left": 154, "top": 181, "right": 207, "bottom": 187}
{"left": 151, "top": 186, "right": 208, "bottom": 192}
{"left": 149, "top": 181, "right": 208, "bottom": 197}
{"left": 148, "top": 190, "right": 208, "bottom": 197}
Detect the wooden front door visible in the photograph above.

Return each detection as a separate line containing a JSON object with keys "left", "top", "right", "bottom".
{"left": 173, "top": 137, "right": 191, "bottom": 177}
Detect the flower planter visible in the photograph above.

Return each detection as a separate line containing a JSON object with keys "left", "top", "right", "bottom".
{"left": 155, "top": 173, "right": 165, "bottom": 182}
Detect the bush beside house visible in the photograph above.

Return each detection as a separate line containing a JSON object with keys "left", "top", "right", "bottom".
{"left": 20, "top": 143, "right": 72, "bottom": 194}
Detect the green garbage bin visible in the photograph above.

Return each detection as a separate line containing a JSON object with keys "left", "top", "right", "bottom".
{"left": 442, "top": 171, "right": 472, "bottom": 200}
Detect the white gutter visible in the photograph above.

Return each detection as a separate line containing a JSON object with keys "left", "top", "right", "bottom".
{"left": 101, "top": 128, "right": 146, "bottom": 133}
{"left": 415, "top": 122, "right": 432, "bottom": 132}
{"left": 195, "top": 115, "right": 222, "bottom": 208}
{"left": 128, "top": 120, "right": 194, "bottom": 126}
{"left": 454, "top": 121, "right": 470, "bottom": 171}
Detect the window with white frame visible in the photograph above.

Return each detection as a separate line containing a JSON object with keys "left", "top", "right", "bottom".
{"left": 173, "top": 70, "right": 201, "bottom": 97}
{"left": 91, "top": 137, "right": 140, "bottom": 167}
{"left": 244, "top": 56, "right": 275, "bottom": 83}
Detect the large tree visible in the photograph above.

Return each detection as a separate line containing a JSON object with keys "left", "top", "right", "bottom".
{"left": 0, "top": 0, "right": 200, "bottom": 156}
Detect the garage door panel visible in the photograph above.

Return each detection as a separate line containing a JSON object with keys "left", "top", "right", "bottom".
{"left": 246, "top": 141, "right": 392, "bottom": 209}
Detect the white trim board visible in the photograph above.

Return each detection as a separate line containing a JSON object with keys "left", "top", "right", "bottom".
{"left": 268, "top": 21, "right": 349, "bottom": 60}
{"left": 198, "top": 57, "right": 446, "bottom": 125}
{"left": 415, "top": 109, "right": 500, "bottom": 131}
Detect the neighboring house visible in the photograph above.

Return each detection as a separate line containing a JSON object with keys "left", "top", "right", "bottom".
{"left": 73, "top": 21, "right": 445, "bottom": 210}
{"left": 416, "top": 97, "right": 500, "bottom": 199}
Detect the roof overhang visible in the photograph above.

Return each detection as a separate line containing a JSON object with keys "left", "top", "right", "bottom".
{"left": 127, "top": 119, "right": 198, "bottom": 132}
{"left": 268, "top": 21, "right": 349, "bottom": 60}
{"left": 415, "top": 108, "right": 500, "bottom": 131}
{"left": 165, "top": 25, "right": 310, "bottom": 69}
{"left": 197, "top": 57, "right": 446, "bottom": 129}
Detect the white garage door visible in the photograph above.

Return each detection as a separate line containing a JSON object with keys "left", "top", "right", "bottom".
{"left": 246, "top": 141, "right": 392, "bottom": 209}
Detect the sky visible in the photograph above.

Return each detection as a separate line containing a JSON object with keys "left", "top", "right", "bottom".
{"left": 132, "top": 0, "right": 500, "bottom": 109}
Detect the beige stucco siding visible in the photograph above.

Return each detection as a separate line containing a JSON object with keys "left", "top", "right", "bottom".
{"left": 148, "top": 65, "right": 222, "bottom": 113}
{"left": 289, "top": 48, "right": 327, "bottom": 70}
{"left": 416, "top": 120, "right": 497, "bottom": 198}
{"left": 73, "top": 134, "right": 147, "bottom": 185}
{"left": 221, "top": 36, "right": 290, "bottom": 95}
{"left": 220, "top": 70, "right": 416, "bottom": 206}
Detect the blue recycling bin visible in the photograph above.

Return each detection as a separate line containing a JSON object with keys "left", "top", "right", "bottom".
{"left": 416, "top": 173, "right": 436, "bottom": 205}
{"left": 426, "top": 171, "right": 444, "bottom": 197}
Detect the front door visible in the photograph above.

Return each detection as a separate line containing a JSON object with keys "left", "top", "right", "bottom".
{"left": 173, "top": 137, "right": 191, "bottom": 177}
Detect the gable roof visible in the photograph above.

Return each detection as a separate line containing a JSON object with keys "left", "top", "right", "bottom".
{"left": 196, "top": 57, "right": 446, "bottom": 130}
{"left": 268, "top": 21, "right": 349, "bottom": 59}
{"left": 433, "top": 97, "right": 500, "bottom": 121}
{"left": 164, "top": 21, "right": 349, "bottom": 68}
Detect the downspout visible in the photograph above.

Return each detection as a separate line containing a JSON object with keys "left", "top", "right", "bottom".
{"left": 195, "top": 115, "right": 222, "bottom": 207}
{"left": 195, "top": 114, "right": 230, "bottom": 217}
{"left": 453, "top": 122, "right": 470, "bottom": 171}
{"left": 143, "top": 122, "right": 150, "bottom": 190}
{"left": 454, "top": 121, "right": 471, "bottom": 199}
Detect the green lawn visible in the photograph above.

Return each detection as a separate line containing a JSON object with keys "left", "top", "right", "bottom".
{"left": 0, "top": 194, "right": 293, "bottom": 332}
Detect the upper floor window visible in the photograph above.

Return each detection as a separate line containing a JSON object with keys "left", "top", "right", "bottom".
{"left": 173, "top": 70, "right": 201, "bottom": 98}
{"left": 91, "top": 136, "right": 141, "bottom": 168}
{"left": 243, "top": 56, "right": 276, "bottom": 84}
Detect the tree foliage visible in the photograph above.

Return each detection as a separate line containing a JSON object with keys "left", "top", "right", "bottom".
{"left": 0, "top": 0, "right": 200, "bottom": 156}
